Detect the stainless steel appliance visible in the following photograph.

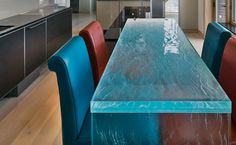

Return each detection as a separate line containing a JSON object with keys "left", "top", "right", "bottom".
{"left": 151, "top": 0, "right": 167, "bottom": 18}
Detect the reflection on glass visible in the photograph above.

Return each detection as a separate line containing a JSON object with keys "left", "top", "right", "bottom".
{"left": 163, "top": 19, "right": 180, "bottom": 55}
{"left": 165, "top": 0, "right": 179, "bottom": 13}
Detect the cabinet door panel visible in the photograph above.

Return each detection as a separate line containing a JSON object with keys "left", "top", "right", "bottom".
{"left": 0, "top": 29, "right": 24, "bottom": 98}
{"left": 97, "top": 1, "right": 119, "bottom": 30}
{"left": 71, "top": 0, "right": 79, "bottom": 12}
{"left": 47, "top": 9, "right": 72, "bottom": 58}
{"left": 25, "top": 20, "right": 46, "bottom": 76}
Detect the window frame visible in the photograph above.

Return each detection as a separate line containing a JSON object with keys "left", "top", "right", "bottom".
{"left": 232, "top": 0, "right": 236, "bottom": 24}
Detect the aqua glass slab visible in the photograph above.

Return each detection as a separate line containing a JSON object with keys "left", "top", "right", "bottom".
{"left": 91, "top": 113, "right": 230, "bottom": 145}
{"left": 91, "top": 19, "right": 231, "bottom": 113}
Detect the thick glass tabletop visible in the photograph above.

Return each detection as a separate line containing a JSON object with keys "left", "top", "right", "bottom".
{"left": 91, "top": 19, "right": 231, "bottom": 113}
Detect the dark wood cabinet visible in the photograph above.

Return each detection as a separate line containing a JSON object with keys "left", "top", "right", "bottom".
{"left": 70, "top": 0, "right": 80, "bottom": 13}
{"left": 25, "top": 20, "right": 46, "bottom": 76}
{"left": 47, "top": 9, "right": 72, "bottom": 58}
{"left": 0, "top": 29, "right": 24, "bottom": 98}
{"left": 0, "top": 8, "right": 72, "bottom": 99}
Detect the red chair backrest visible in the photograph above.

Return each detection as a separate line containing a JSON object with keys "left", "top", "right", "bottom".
{"left": 79, "top": 21, "right": 108, "bottom": 86}
{"left": 219, "top": 37, "right": 236, "bottom": 123}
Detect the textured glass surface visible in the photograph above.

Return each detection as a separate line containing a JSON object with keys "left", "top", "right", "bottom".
{"left": 91, "top": 19, "right": 231, "bottom": 113}
{"left": 92, "top": 113, "right": 230, "bottom": 145}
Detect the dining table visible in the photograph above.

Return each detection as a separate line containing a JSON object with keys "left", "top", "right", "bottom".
{"left": 90, "top": 18, "right": 231, "bottom": 145}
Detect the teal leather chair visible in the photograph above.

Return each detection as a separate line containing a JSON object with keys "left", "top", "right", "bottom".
{"left": 48, "top": 36, "right": 93, "bottom": 145}
{"left": 201, "top": 21, "right": 231, "bottom": 79}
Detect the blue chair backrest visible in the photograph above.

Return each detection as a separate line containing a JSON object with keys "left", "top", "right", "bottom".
{"left": 48, "top": 36, "right": 94, "bottom": 145}
{"left": 202, "top": 21, "right": 231, "bottom": 79}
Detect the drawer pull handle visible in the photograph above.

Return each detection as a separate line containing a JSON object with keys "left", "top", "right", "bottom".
{"left": 28, "top": 22, "right": 45, "bottom": 29}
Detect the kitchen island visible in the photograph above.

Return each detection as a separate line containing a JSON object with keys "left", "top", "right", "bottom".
{"left": 91, "top": 19, "right": 231, "bottom": 145}
{"left": 0, "top": 5, "right": 72, "bottom": 99}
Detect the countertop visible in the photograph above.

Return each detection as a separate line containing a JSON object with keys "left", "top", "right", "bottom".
{"left": 91, "top": 19, "right": 231, "bottom": 114}
{"left": 220, "top": 23, "right": 236, "bottom": 35}
{"left": 0, "top": 5, "right": 69, "bottom": 36}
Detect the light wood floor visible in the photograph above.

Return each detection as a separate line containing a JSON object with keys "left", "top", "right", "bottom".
{"left": 1, "top": 14, "right": 233, "bottom": 145}
{"left": 186, "top": 32, "right": 204, "bottom": 56}
{"left": 0, "top": 67, "right": 62, "bottom": 145}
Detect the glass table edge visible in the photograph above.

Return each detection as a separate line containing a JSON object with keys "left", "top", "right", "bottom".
{"left": 90, "top": 100, "right": 231, "bottom": 113}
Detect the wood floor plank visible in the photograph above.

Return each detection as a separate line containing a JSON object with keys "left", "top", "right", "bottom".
{"left": 0, "top": 69, "right": 48, "bottom": 121}
{"left": 0, "top": 72, "right": 58, "bottom": 145}
{"left": 0, "top": 98, "right": 20, "bottom": 122}
{"left": 10, "top": 91, "right": 59, "bottom": 145}
{"left": 31, "top": 106, "right": 61, "bottom": 145}
{"left": 52, "top": 130, "right": 62, "bottom": 145}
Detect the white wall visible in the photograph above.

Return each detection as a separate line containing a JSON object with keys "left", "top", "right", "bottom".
{"left": 179, "top": 0, "right": 198, "bottom": 30}
{"left": 39, "top": 0, "right": 54, "bottom": 7}
{"left": 79, "top": 0, "right": 96, "bottom": 12}
{"left": 197, "top": 0, "right": 213, "bottom": 35}
{"left": 91, "top": 0, "right": 96, "bottom": 11}
{"left": 204, "top": 0, "right": 213, "bottom": 30}
{"left": 79, "top": 0, "right": 90, "bottom": 12}
{"left": 0, "top": 0, "right": 39, "bottom": 19}
{"left": 198, "top": 0, "right": 205, "bottom": 34}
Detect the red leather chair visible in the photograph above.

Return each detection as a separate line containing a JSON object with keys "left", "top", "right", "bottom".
{"left": 79, "top": 21, "right": 108, "bottom": 86}
{"left": 219, "top": 37, "right": 236, "bottom": 123}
